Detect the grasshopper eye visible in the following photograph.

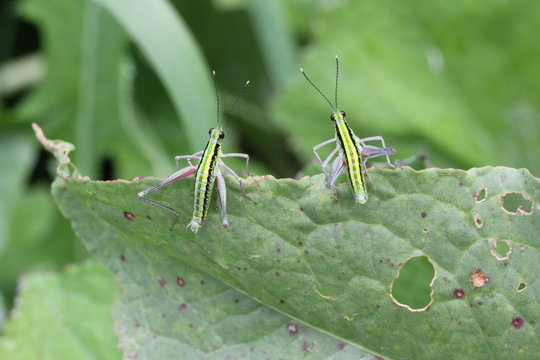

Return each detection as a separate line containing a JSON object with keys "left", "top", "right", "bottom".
{"left": 340, "top": 111, "right": 346, "bottom": 117}
{"left": 208, "top": 128, "right": 214, "bottom": 135}
{"left": 330, "top": 113, "right": 336, "bottom": 121}
{"left": 218, "top": 131, "right": 225, "bottom": 140}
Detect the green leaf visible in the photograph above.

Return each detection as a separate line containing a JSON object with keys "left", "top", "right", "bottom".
{"left": 270, "top": 1, "right": 540, "bottom": 174}
{"left": 248, "top": 0, "right": 297, "bottom": 88}
{"left": 0, "top": 185, "right": 80, "bottom": 305}
{"left": 0, "top": 132, "right": 35, "bottom": 253}
{"left": 37, "top": 125, "right": 540, "bottom": 359}
{"left": 0, "top": 292, "right": 5, "bottom": 332}
{"left": 0, "top": 261, "right": 121, "bottom": 359}
{"left": 20, "top": 0, "right": 129, "bottom": 177}
{"left": 109, "top": 247, "right": 372, "bottom": 359}
{"left": 92, "top": 0, "right": 214, "bottom": 152}
{"left": 36, "top": 133, "right": 373, "bottom": 359}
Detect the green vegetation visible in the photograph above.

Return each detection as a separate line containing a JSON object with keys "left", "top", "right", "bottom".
{"left": 0, "top": 0, "right": 538, "bottom": 359}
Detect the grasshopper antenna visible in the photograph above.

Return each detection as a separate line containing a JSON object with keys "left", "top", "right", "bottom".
{"left": 212, "top": 70, "right": 221, "bottom": 127}
{"left": 334, "top": 55, "right": 339, "bottom": 110}
{"left": 223, "top": 80, "right": 250, "bottom": 124}
{"left": 300, "top": 67, "right": 336, "bottom": 111}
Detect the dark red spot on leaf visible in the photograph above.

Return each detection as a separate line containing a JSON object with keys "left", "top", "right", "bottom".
{"left": 159, "top": 279, "right": 166, "bottom": 287}
{"left": 338, "top": 343, "right": 345, "bottom": 350}
{"left": 275, "top": 272, "right": 281, "bottom": 277}
{"left": 120, "top": 254, "right": 126, "bottom": 261}
{"left": 421, "top": 212, "right": 427, "bottom": 218}
{"left": 299, "top": 207, "right": 304, "bottom": 212}
{"left": 454, "top": 288, "right": 465, "bottom": 298}
{"left": 200, "top": 280, "right": 205, "bottom": 285}
{"left": 176, "top": 277, "right": 185, "bottom": 287}
{"left": 179, "top": 303, "right": 188, "bottom": 310}
{"left": 277, "top": 248, "right": 281, "bottom": 253}
{"left": 279, "top": 299, "right": 285, "bottom": 304}
{"left": 512, "top": 317, "right": 524, "bottom": 329}
{"left": 234, "top": 299, "right": 240, "bottom": 303}
{"left": 123, "top": 211, "right": 136, "bottom": 220}
{"left": 301, "top": 340, "right": 309, "bottom": 351}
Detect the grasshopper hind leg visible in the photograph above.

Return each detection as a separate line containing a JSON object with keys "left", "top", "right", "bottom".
{"left": 137, "top": 165, "right": 197, "bottom": 231}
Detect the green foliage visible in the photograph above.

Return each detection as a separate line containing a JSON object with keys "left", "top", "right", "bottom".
{"left": 271, "top": 0, "right": 540, "bottom": 174}
{"left": 2, "top": 0, "right": 540, "bottom": 358}
{"left": 0, "top": 261, "right": 121, "bottom": 359}
{"left": 43, "top": 127, "right": 539, "bottom": 359}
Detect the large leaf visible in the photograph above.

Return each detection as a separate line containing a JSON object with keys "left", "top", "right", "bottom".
{"left": 33, "top": 125, "right": 374, "bottom": 358}
{"left": 0, "top": 261, "right": 121, "bottom": 359}
{"left": 36, "top": 125, "right": 540, "bottom": 359}
{"left": 270, "top": 1, "right": 540, "bottom": 174}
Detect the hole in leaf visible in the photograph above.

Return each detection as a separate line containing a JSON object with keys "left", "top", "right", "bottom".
{"left": 390, "top": 256, "right": 435, "bottom": 311}
{"left": 490, "top": 239, "right": 512, "bottom": 260}
{"left": 473, "top": 213, "right": 483, "bottom": 228}
{"left": 501, "top": 192, "right": 533, "bottom": 215}
{"left": 313, "top": 282, "right": 336, "bottom": 300}
{"left": 474, "top": 187, "right": 488, "bottom": 203}
{"left": 471, "top": 269, "right": 490, "bottom": 288}
{"left": 517, "top": 282, "right": 527, "bottom": 293}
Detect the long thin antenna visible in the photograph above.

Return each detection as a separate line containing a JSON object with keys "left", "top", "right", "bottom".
{"left": 223, "top": 80, "right": 250, "bottom": 124}
{"left": 300, "top": 68, "right": 335, "bottom": 111}
{"left": 212, "top": 71, "right": 221, "bottom": 127}
{"left": 334, "top": 55, "right": 339, "bottom": 109}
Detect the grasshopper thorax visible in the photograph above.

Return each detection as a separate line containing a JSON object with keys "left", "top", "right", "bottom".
{"left": 330, "top": 110, "right": 346, "bottom": 122}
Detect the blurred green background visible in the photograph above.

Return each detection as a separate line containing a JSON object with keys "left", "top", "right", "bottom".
{"left": 0, "top": 0, "right": 539, "bottom": 314}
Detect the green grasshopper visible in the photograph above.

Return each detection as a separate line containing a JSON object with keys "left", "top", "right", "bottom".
{"left": 137, "top": 72, "right": 254, "bottom": 232}
{"left": 301, "top": 56, "right": 397, "bottom": 204}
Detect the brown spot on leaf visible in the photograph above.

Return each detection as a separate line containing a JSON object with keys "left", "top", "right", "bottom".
{"left": 120, "top": 254, "right": 126, "bottom": 261}
{"left": 123, "top": 211, "right": 136, "bottom": 220}
{"left": 421, "top": 212, "right": 427, "bottom": 218}
{"left": 473, "top": 213, "right": 483, "bottom": 228}
{"left": 454, "top": 288, "right": 465, "bottom": 298}
{"left": 471, "top": 269, "right": 490, "bottom": 288}
{"left": 159, "top": 279, "right": 166, "bottom": 287}
{"left": 286, "top": 323, "right": 298, "bottom": 335}
{"left": 176, "top": 277, "right": 185, "bottom": 287}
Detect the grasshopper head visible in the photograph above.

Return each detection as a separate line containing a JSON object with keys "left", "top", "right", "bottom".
{"left": 208, "top": 127, "right": 225, "bottom": 141}
{"left": 330, "top": 110, "right": 346, "bottom": 122}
